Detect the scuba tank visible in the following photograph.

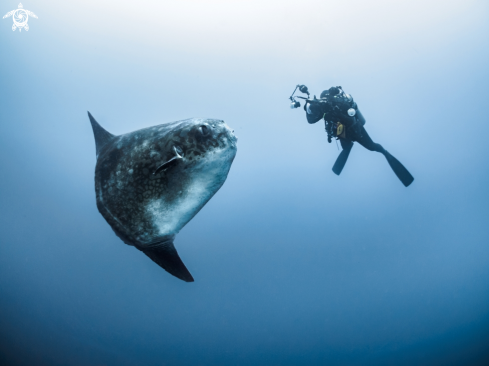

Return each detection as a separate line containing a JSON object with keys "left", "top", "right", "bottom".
{"left": 347, "top": 106, "right": 366, "bottom": 126}
{"left": 355, "top": 108, "right": 366, "bottom": 126}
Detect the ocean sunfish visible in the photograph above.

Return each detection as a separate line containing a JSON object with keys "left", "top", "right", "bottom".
{"left": 88, "top": 112, "right": 238, "bottom": 282}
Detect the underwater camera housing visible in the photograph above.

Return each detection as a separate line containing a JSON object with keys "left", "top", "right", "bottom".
{"left": 289, "top": 84, "right": 310, "bottom": 109}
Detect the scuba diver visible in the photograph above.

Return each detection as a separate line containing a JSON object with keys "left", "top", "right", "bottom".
{"left": 289, "top": 85, "right": 414, "bottom": 187}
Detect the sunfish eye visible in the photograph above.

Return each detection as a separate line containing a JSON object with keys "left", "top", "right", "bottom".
{"left": 199, "top": 125, "right": 210, "bottom": 136}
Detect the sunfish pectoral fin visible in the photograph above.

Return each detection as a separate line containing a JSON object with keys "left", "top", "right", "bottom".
{"left": 153, "top": 146, "right": 184, "bottom": 175}
{"left": 140, "top": 241, "right": 194, "bottom": 282}
{"left": 153, "top": 156, "right": 181, "bottom": 175}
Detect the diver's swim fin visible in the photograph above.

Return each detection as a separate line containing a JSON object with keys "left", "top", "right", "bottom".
{"left": 332, "top": 143, "right": 353, "bottom": 175}
{"left": 140, "top": 241, "right": 194, "bottom": 282}
{"left": 383, "top": 151, "right": 414, "bottom": 187}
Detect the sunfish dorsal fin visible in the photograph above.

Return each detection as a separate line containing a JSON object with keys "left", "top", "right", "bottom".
{"left": 88, "top": 111, "right": 115, "bottom": 158}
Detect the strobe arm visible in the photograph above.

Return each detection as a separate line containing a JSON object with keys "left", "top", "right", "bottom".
{"left": 289, "top": 85, "right": 310, "bottom": 109}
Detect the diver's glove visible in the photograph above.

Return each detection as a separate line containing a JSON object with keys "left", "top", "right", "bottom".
{"left": 306, "top": 102, "right": 321, "bottom": 115}
{"left": 304, "top": 101, "right": 324, "bottom": 124}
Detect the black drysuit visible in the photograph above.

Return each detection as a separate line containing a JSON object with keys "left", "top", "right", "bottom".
{"left": 305, "top": 97, "right": 414, "bottom": 187}
{"left": 338, "top": 125, "right": 384, "bottom": 153}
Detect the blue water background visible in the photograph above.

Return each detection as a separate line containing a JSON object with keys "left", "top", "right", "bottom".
{"left": 1, "top": 1, "right": 489, "bottom": 364}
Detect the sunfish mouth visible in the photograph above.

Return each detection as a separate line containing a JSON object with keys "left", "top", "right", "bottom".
{"left": 229, "top": 131, "right": 238, "bottom": 144}
{"left": 218, "top": 120, "right": 237, "bottom": 139}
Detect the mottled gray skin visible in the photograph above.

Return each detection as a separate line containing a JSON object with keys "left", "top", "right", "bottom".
{"left": 92, "top": 117, "right": 237, "bottom": 274}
